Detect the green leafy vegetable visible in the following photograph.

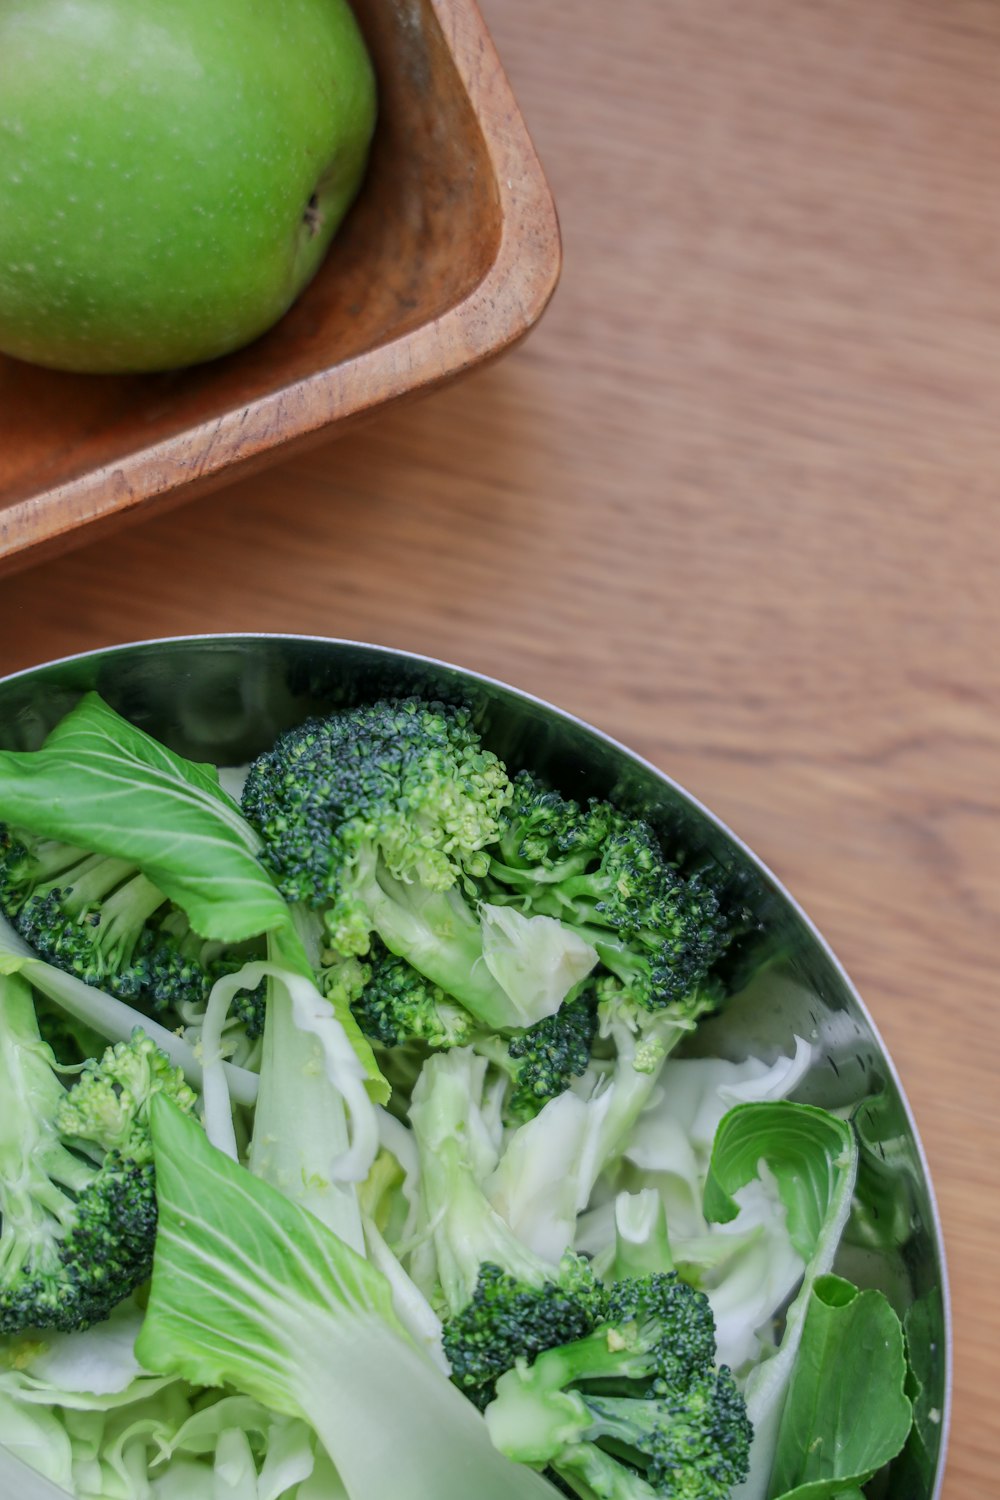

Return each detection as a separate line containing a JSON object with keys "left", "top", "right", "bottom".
{"left": 767, "top": 1274, "right": 912, "bottom": 1500}
{"left": 136, "top": 1096, "right": 561, "bottom": 1500}
{"left": 0, "top": 692, "right": 386, "bottom": 1113}
{"left": 0, "top": 693, "right": 287, "bottom": 944}
{"left": 703, "top": 1103, "right": 858, "bottom": 1500}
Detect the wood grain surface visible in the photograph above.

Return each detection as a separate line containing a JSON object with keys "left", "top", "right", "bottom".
{"left": 1, "top": 0, "right": 998, "bottom": 1493}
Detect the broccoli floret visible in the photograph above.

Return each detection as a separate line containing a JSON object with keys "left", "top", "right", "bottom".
{"left": 488, "top": 774, "right": 739, "bottom": 1013}
{"left": 350, "top": 943, "right": 593, "bottom": 1119}
{"left": 351, "top": 939, "right": 477, "bottom": 1050}
{"left": 0, "top": 827, "right": 184, "bottom": 1002}
{"left": 241, "top": 697, "right": 512, "bottom": 926}
{"left": 488, "top": 983, "right": 599, "bottom": 1122}
{"left": 444, "top": 1260, "right": 605, "bottom": 1410}
{"left": 241, "top": 700, "right": 596, "bottom": 1031}
{"left": 485, "top": 1273, "right": 752, "bottom": 1500}
{"left": 418, "top": 1063, "right": 753, "bottom": 1500}
{"left": 0, "top": 826, "right": 266, "bottom": 1035}
{"left": 0, "top": 970, "right": 197, "bottom": 1335}
{"left": 505, "top": 985, "right": 598, "bottom": 1120}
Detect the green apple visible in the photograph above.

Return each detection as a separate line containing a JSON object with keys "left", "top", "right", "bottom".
{"left": 0, "top": 0, "right": 376, "bottom": 373}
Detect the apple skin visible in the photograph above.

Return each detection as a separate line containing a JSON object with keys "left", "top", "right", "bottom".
{"left": 0, "top": 0, "right": 376, "bottom": 373}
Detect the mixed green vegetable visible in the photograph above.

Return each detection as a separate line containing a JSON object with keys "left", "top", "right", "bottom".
{"left": 0, "top": 693, "right": 914, "bottom": 1500}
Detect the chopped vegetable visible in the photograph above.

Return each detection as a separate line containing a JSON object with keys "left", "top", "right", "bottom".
{"left": 0, "top": 692, "right": 914, "bottom": 1500}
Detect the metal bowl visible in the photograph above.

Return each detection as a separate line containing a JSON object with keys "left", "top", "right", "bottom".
{"left": 0, "top": 634, "right": 951, "bottom": 1499}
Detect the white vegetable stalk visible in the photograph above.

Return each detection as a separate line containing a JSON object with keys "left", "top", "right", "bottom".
{"left": 0, "top": 1441, "right": 73, "bottom": 1500}
{"left": 479, "top": 903, "right": 598, "bottom": 1026}
{"left": 199, "top": 967, "right": 250, "bottom": 1160}
{"left": 199, "top": 958, "right": 379, "bottom": 1189}
{"left": 361, "top": 1215, "right": 448, "bottom": 1373}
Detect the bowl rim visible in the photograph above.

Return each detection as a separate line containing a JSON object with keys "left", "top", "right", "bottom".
{"left": 0, "top": 630, "right": 952, "bottom": 1496}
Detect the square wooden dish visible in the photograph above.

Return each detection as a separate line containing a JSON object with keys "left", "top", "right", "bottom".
{"left": 0, "top": 0, "right": 561, "bottom": 576}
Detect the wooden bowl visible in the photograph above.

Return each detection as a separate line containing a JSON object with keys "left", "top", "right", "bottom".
{"left": 0, "top": 0, "right": 561, "bottom": 576}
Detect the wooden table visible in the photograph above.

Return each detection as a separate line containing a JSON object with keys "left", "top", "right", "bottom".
{"left": 1, "top": 0, "right": 997, "bottom": 1492}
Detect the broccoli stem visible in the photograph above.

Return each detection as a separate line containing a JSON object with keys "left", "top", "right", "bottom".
{"left": 366, "top": 871, "right": 515, "bottom": 1029}
{"left": 509, "top": 1327, "right": 660, "bottom": 1392}
{"left": 489, "top": 845, "right": 594, "bottom": 888}
{"left": 583, "top": 1395, "right": 670, "bottom": 1448}
{"left": 486, "top": 1352, "right": 670, "bottom": 1498}
{"left": 553, "top": 1442, "right": 659, "bottom": 1500}
{"left": 488, "top": 871, "right": 604, "bottom": 926}
{"left": 89, "top": 871, "right": 170, "bottom": 965}
{"left": 29, "top": 851, "right": 137, "bottom": 917}
{"left": 5, "top": 837, "right": 87, "bottom": 886}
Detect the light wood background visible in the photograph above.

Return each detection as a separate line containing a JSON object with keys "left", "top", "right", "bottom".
{"left": 1, "top": 0, "right": 997, "bottom": 1493}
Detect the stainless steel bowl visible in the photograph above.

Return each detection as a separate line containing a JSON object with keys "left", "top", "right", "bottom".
{"left": 0, "top": 633, "right": 951, "bottom": 1499}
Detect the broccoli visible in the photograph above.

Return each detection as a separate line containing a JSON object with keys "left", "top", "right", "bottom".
{"left": 138, "top": 1096, "right": 565, "bottom": 1500}
{"left": 504, "top": 985, "right": 598, "bottom": 1119}
{"left": 478, "top": 982, "right": 599, "bottom": 1122}
{"left": 241, "top": 697, "right": 512, "bottom": 923}
{"left": 241, "top": 700, "right": 597, "bottom": 1031}
{"left": 445, "top": 1259, "right": 606, "bottom": 1411}
{"left": 351, "top": 938, "right": 477, "bottom": 1050}
{"left": 0, "top": 825, "right": 265, "bottom": 1033}
{"left": 487, "top": 774, "right": 740, "bottom": 1014}
{"left": 409, "top": 1048, "right": 607, "bottom": 1397}
{"left": 408, "top": 1050, "right": 750, "bottom": 1496}
{"left": 0, "top": 969, "right": 197, "bottom": 1335}
{"left": 485, "top": 1273, "right": 753, "bottom": 1500}
{"left": 350, "top": 941, "right": 596, "bottom": 1120}
{"left": 1, "top": 910, "right": 261, "bottom": 1111}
